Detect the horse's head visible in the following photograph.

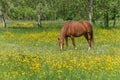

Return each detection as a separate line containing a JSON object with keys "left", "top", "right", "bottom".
{"left": 58, "top": 37, "right": 64, "bottom": 50}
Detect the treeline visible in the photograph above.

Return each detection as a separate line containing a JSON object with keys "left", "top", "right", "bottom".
{"left": 0, "top": 0, "right": 120, "bottom": 27}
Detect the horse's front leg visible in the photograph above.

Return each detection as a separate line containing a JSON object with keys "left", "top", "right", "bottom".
{"left": 65, "top": 37, "right": 68, "bottom": 49}
{"left": 71, "top": 35, "right": 77, "bottom": 49}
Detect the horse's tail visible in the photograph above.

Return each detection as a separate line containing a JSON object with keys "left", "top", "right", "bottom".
{"left": 91, "top": 30, "right": 94, "bottom": 46}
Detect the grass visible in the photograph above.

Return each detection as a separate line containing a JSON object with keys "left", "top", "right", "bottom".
{"left": 0, "top": 21, "right": 120, "bottom": 80}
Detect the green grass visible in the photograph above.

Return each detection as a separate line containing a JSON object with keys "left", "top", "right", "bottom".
{"left": 0, "top": 21, "right": 120, "bottom": 80}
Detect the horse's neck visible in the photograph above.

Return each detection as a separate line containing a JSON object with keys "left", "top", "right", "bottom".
{"left": 61, "top": 26, "right": 65, "bottom": 33}
{"left": 60, "top": 32, "right": 65, "bottom": 39}
{"left": 60, "top": 28, "right": 66, "bottom": 40}
{"left": 60, "top": 21, "right": 71, "bottom": 39}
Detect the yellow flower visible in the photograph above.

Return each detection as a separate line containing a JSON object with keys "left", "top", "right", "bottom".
{"left": 70, "top": 57, "right": 77, "bottom": 64}
{"left": 57, "top": 70, "right": 62, "bottom": 74}
{"left": 23, "top": 57, "right": 29, "bottom": 63}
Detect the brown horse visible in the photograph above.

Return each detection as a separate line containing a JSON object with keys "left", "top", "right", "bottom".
{"left": 58, "top": 21, "right": 94, "bottom": 50}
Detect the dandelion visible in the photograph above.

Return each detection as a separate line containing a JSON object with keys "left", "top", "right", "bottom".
{"left": 23, "top": 57, "right": 30, "bottom": 63}
{"left": 30, "top": 63, "right": 41, "bottom": 73}
{"left": 70, "top": 57, "right": 77, "bottom": 65}
{"left": 57, "top": 70, "right": 62, "bottom": 74}
{"left": 22, "top": 72, "right": 26, "bottom": 76}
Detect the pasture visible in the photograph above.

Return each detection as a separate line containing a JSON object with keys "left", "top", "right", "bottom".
{"left": 0, "top": 21, "right": 120, "bottom": 80}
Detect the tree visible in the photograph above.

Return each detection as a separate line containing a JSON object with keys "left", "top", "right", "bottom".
{"left": 112, "top": 0, "right": 120, "bottom": 27}
{"left": 88, "top": 0, "right": 93, "bottom": 23}
{"left": 0, "top": 0, "right": 120, "bottom": 28}
{"left": 0, "top": 10, "right": 6, "bottom": 28}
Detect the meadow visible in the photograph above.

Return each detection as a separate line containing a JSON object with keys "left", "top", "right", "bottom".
{"left": 0, "top": 21, "right": 120, "bottom": 80}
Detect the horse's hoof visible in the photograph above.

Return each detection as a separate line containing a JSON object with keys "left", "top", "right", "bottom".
{"left": 88, "top": 47, "right": 91, "bottom": 50}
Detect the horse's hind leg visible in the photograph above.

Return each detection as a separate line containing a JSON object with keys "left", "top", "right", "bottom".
{"left": 71, "top": 35, "right": 77, "bottom": 49}
{"left": 84, "top": 33, "right": 91, "bottom": 50}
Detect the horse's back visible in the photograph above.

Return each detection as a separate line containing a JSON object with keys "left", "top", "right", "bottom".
{"left": 79, "top": 21, "right": 93, "bottom": 32}
{"left": 65, "top": 21, "right": 85, "bottom": 36}
{"left": 61, "top": 21, "right": 93, "bottom": 37}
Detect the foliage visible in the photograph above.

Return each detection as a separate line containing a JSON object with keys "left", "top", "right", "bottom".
{"left": 0, "top": 0, "right": 119, "bottom": 23}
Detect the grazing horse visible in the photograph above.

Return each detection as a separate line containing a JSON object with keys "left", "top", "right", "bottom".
{"left": 58, "top": 21, "right": 94, "bottom": 50}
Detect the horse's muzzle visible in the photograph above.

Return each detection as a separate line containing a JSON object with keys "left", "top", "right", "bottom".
{"left": 60, "top": 44, "right": 63, "bottom": 50}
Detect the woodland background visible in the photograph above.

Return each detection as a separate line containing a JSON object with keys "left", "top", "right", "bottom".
{"left": 0, "top": 0, "right": 120, "bottom": 27}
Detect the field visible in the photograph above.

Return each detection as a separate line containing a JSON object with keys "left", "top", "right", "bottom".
{"left": 0, "top": 21, "right": 120, "bottom": 80}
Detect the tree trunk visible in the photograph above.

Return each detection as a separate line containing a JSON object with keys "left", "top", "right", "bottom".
{"left": 104, "top": 11, "right": 109, "bottom": 27}
{"left": 113, "top": 0, "right": 120, "bottom": 27}
{"left": 37, "top": 15, "right": 42, "bottom": 28}
{"left": 0, "top": 10, "right": 6, "bottom": 28}
{"left": 88, "top": 0, "right": 93, "bottom": 23}
{"left": 2, "top": 15, "right": 6, "bottom": 28}
{"left": 113, "top": 6, "right": 117, "bottom": 27}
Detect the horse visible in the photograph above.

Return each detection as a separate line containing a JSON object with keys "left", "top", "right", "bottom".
{"left": 58, "top": 21, "right": 94, "bottom": 50}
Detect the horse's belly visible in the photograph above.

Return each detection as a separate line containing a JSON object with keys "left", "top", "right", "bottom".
{"left": 67, "top": 32, "right": 84, "bottom": 37}
{"left": 74, "top": 32, "right": 84, "bottom": 37}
